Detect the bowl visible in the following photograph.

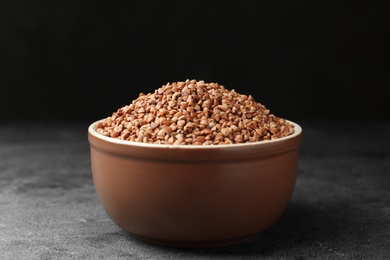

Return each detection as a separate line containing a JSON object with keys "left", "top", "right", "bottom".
{"left": 88, "top": 119, "right": 302, "bottom": 248}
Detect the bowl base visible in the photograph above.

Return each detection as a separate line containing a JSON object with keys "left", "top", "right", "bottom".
{"left": 129, "top": 233, "right": 257, "bottom": 248}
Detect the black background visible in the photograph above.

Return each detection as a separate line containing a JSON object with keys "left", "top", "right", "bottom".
{"left": 1, "top": 1, "right": 389, "bottom": 123}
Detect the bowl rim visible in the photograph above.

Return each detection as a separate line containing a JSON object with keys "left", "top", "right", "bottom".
{"left": 88, "top": 119, "right": 302, "bottom": 150}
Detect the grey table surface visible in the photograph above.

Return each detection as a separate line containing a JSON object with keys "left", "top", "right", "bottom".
{"left": 1, "top": 120, "right": 389, "bottom": 260}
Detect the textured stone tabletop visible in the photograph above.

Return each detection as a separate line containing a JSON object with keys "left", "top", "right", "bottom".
{"left": 1, "top": 120, "right": 389, "bottom": 259}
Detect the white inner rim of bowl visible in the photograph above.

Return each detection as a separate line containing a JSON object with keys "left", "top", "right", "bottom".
{"left": 89, "top": 119, "right": 302, "bottom": 149}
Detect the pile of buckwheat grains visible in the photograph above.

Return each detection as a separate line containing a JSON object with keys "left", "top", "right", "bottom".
{"left": 95, "top": 79, "right": 295, "bottom": 145}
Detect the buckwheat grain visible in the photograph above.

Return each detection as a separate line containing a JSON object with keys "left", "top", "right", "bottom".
{"left": 96, "top": 79, "right": 295, "bottom": 145}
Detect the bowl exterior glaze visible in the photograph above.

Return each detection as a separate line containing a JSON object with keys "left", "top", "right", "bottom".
{"left": 88, "top": 120, "right": 302, "bottom": 248}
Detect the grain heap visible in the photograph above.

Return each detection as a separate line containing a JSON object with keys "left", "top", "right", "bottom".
{"left": 96, "top": 79, "right": 295, "bottom": 145}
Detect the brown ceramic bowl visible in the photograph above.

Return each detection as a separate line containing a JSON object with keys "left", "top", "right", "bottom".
{"left": 88, "top": 119, "right": 302, "bottom": 248}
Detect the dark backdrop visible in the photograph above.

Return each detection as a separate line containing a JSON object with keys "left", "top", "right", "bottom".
{"left": 1, "top": 1, "right": 388, "bottom": 123}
